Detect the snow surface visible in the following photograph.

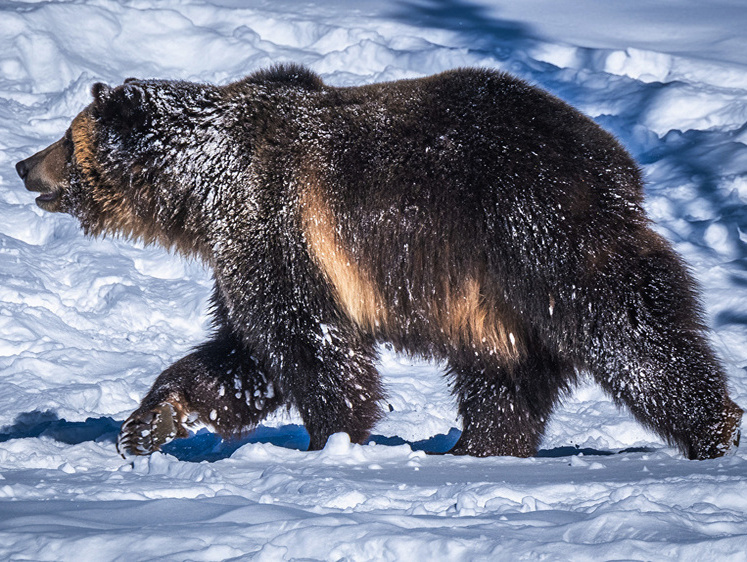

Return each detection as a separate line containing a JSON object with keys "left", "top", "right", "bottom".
{"left": 1, "top": 0, "right": 747, "bottom": 559}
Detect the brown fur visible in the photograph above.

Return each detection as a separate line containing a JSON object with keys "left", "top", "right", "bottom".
{"left": 37, "top": 140, "right": 68, "bottom": 186}
{"left": 300, "top": 181, "right": 387, "bottom": 331}
{"left": 71, "top": 113, "right": 98, "bottom": 179}
{"left": 71, "top": 112, "right": 208, "bottom": 259}
{"left": 72, "top": 112, "right": 141, "bottom": 238}
{"left": 300, "top": 179, "right": 520, "bottom": 359}
{"left": 16, "top": 65, "right": 742, "bottom": 460}
{"left": 439, "top": 276, "right": 523, "bottom": 360}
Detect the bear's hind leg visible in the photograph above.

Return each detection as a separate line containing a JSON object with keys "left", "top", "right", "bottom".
{"left": 117, "top": 331, "right": 284, "bottom": 456}
{"left": 588, "top": 329, "right": 742, "bottom": 459}
{"left": 448, "top": 338, "right": 574, "bottom": 457}
{"left": 582, "top": 233, "right": 742, "bottom": 459}
{"left": 589, "top": 327, "right": 742, "bottom": 460}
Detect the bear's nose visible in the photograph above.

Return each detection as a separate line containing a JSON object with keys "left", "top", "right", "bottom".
{"left": 16, "top": 159, "right": 29, "bottom": 180}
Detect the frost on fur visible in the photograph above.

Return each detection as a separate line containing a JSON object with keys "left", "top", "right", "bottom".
{"left": 17, "top": 64, "right": 742, "bottom": 459}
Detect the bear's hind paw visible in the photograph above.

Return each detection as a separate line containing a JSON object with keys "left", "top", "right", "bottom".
{"left": 117, "top": 402, "right": 182, "bottom": 458}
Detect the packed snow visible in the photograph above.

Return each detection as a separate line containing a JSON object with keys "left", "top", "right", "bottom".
{"left": 2, "top": 0, "right": 747, "bottom": 559}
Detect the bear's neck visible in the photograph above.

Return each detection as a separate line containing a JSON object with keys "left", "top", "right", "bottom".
{"left": 145, "top": 122, "right": 242, "bottom": 262}
{"left": 153, "top": 192, "right": 213, "bottom": 261}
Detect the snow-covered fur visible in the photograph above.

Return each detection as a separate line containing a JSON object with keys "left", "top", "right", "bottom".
{"left": 16, "top": 64, "right": 742, "bottom": 459}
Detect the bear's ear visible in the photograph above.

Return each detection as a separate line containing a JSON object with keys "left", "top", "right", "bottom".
{"left": 91, "top": 82, "right": 112, "bottom": 109}
{"left": 92, "top": 82, "right": 149, "bottom": 131}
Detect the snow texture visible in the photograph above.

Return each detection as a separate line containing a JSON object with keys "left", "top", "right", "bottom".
{"left": 1, "top": 0, "right": 747, "bottom": 559}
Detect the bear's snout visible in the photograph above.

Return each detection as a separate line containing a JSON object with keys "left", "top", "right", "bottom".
{"left": 17, "top": 138, "right": 71, "bottom": 212}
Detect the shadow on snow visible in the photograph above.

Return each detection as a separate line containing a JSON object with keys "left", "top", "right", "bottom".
{"left": 386, "top": 0, "right": 535, "bottom": 61}
{"left": 0, "top": 410, "right": 652, "bottom": 463}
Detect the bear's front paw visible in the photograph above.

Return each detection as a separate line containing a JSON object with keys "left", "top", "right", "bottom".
{"left": 117, "top": 402, "right": 183, "bottom": 458}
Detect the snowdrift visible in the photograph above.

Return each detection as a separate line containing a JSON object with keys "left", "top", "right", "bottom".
{"left": 1, "top": 0, "right": 746, "bottom": 559}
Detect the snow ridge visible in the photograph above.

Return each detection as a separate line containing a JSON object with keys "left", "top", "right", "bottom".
{"left": 1, "top": 0, "right": 747, "bottom": 559}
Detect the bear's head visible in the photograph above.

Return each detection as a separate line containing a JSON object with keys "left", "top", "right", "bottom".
{"left": 16, "top": 79, "right": 224, "bottom": 253}
{"left": 16, "top": 80, "right": 153, "bottom": 217}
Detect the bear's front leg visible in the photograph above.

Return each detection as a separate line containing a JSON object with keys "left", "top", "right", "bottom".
{"left": 283, "top": 323, "right": 385, "bottom": 450}
{"left": 117, "top": 332, "right": 283, "bottom": 456}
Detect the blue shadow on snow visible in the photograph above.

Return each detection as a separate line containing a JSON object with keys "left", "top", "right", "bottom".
{"left": 0, "top": 411, "right": 652, "bottom": 463}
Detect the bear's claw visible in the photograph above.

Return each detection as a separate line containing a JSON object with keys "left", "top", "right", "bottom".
{"left": 117, "top": 402, "right": 181, "bottom": 458}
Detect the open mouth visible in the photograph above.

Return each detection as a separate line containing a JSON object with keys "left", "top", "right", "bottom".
{"left": 36, "top": 190, "right": 60, "bottom": 203}
{"left": 35, "top": 188, "right": 63, "bottom": 209}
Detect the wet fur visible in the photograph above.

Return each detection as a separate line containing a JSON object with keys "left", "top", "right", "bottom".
{"left": 17, "top": 64, "right": 742, "bottom": 459}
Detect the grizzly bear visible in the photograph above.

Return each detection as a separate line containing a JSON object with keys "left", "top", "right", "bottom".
{"left": 16, "top": 64, "right": 742, "bottom": 460}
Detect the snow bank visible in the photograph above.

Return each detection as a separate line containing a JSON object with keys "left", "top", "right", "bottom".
{"left": 1, "top": 0, "right": 747, "bottom": 559}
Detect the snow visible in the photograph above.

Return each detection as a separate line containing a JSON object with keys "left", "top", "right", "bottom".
{"left": 1, "top": 0, "right": 747, "bottom": 559}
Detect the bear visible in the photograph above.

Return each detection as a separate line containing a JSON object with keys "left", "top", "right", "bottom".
{"left": 16, "top": 64, "right": 742, "bottom": 460}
